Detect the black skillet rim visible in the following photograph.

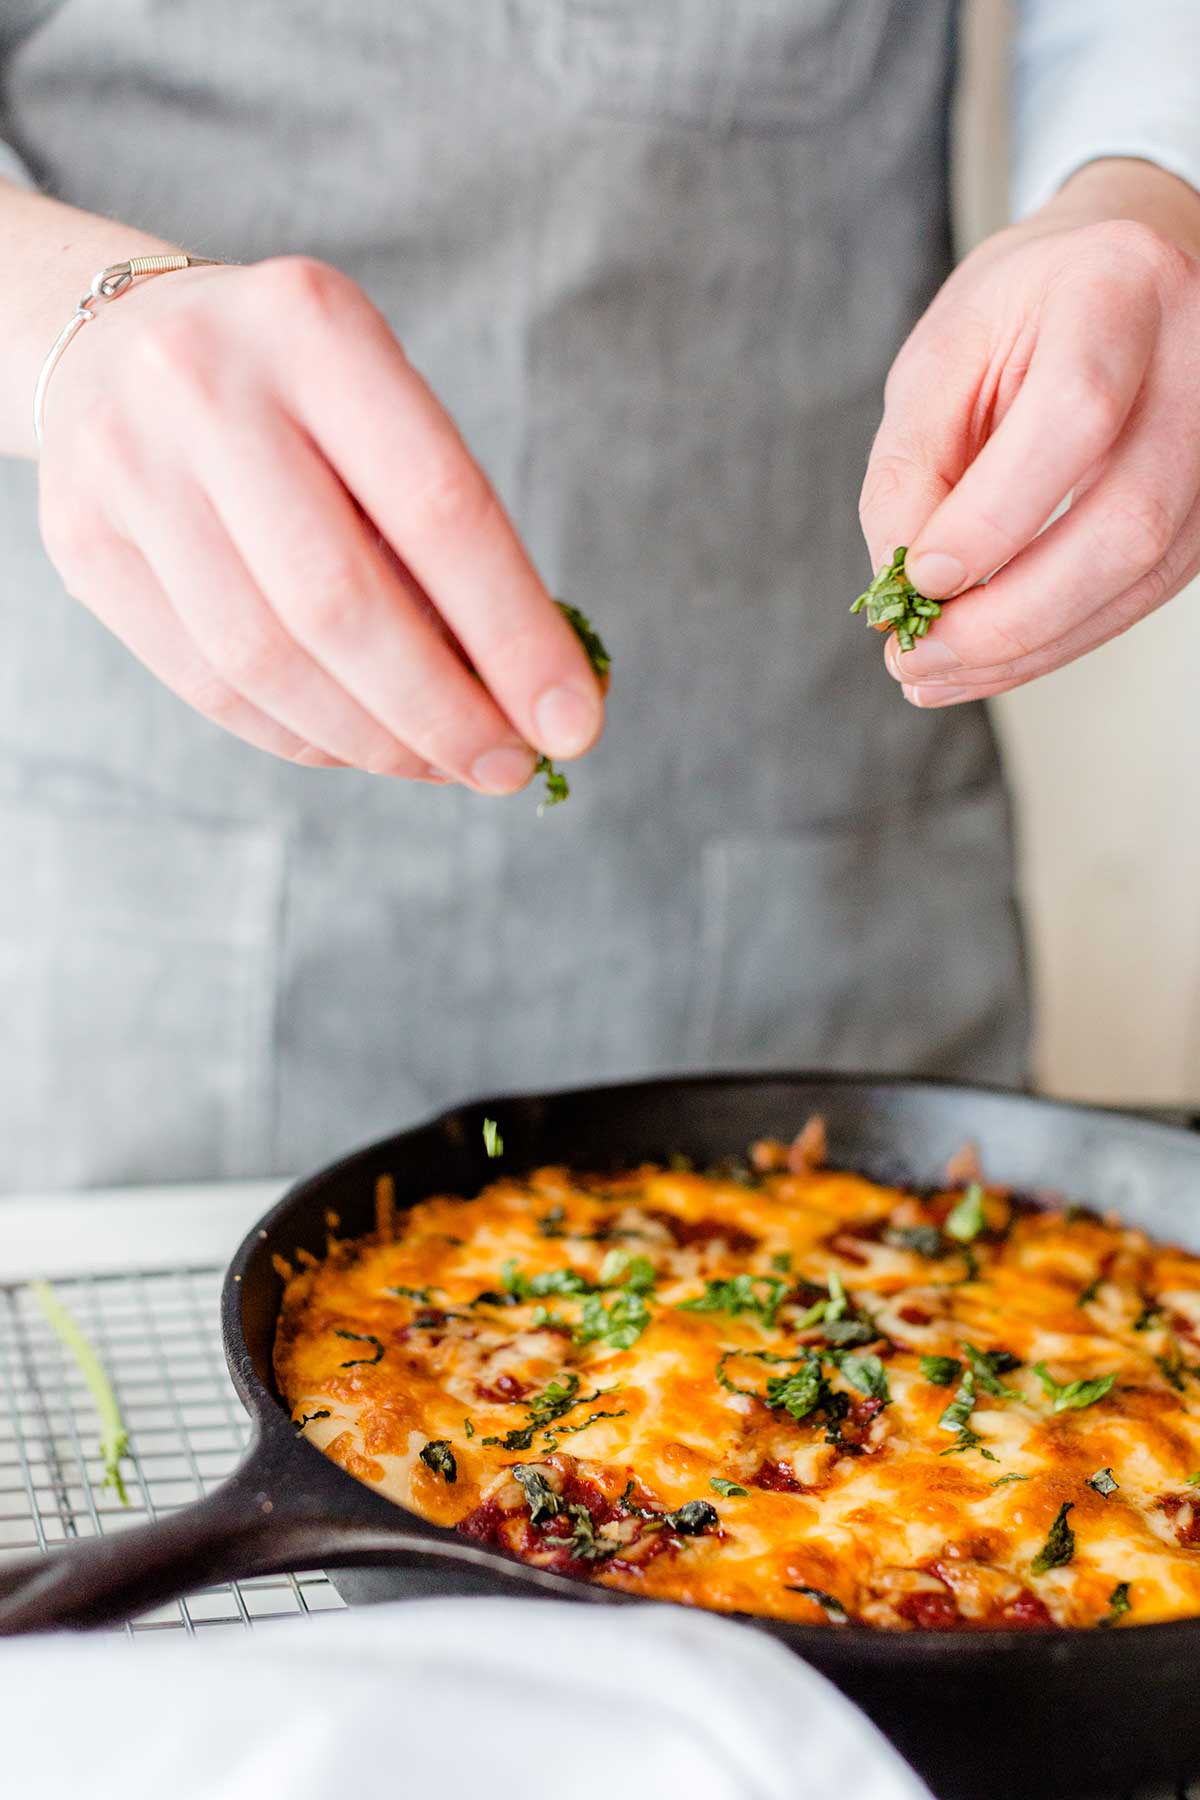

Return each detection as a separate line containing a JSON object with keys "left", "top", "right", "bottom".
{"left": 221, "top": 1067, "right": 1200, "bottom": 1668}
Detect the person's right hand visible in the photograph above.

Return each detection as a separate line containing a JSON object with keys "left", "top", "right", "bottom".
{"left": 35, "top": 255, "right": 605, "bottom": 788}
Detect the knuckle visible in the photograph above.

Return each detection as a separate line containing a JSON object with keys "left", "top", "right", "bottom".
{"left": 858, "top": 455, "right": 905, "bottom": 528}
{"left": 177, "top": 668, "right": 246, "bottom": 726}
{"left": 364, "top": 743, "right": 423, "bottom": 778}
{"left": 405, "top": 454, "right": 493, "bottom": 534}
{"left": 214, "top": 622, "right": 285, "bottom": 692}
{"left": 1061, "top": 364, "right": 1126, "bottom": 448}
{"left": 74, "top": 404, "right": 145, "bottom": 489}
{"left": 1096, "top": 491, "right": 1176, "bottom": 573}
{"left": 254, "top": 254, "right": 354, "bottom": 319}
{"left": 39, "top": 491, "right": 101, "bottom": 575}
{"left": 288, "top": 547, "right": 369, "bottom": 640}
{"left": 1092, "top": 218, "right": 1190, "bottom": 287}
{"left": 130, "top": 311, "right": 215, "bottom": 391}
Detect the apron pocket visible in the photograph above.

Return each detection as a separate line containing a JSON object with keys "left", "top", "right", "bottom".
{"left": 686, "top": 783, "right": 1029, "bottom": 1083}
{"left": 528, "top": 0, "right": 890, "bottom": 131}
{"left": 0, "top": 778, "right": 286, "bottom": 1191}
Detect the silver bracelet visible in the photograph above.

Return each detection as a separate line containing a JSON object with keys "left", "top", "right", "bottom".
{"left": 33, "top": 252, "right": 225, "bottom": 447}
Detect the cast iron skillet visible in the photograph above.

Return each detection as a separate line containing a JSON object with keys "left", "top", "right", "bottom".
{"left": 2, "top": 1073, "right": 1199, "bottom": 1800}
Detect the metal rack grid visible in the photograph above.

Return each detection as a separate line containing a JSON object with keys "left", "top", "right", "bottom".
{"left": 0, "top": 1264, "right": 345, "bottom": 1633}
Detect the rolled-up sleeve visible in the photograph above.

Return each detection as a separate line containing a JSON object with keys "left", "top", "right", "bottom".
{"left": 1013, "top": 0, "right": 1200, "bottom": 218}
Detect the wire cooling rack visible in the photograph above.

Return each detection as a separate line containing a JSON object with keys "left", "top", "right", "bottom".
{"left": 0, "top": 1264, "right": 344, "bottom": 1633}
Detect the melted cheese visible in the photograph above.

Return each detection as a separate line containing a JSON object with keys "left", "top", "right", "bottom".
{"left": 274, "top": 1156, "right": 1200, "bottom": 1630}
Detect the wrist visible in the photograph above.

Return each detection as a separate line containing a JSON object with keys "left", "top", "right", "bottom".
{"left": 1032, "top": 157, "right": 1200, "bottom": 260}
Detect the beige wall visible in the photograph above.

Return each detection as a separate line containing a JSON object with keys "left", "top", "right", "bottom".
{"left": 954, "top": 0, "right": 1200, "bottom": 1104}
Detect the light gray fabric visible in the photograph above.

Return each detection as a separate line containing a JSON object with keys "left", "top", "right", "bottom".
{"left": 0, "top": 1, "right": 1030, "bottom": 1191}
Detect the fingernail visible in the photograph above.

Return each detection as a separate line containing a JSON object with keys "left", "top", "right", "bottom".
{"left": 895, "top": 636, "right": 961, "bottom": 677}
{"left": 533, "top": 683, "right": 600, "bottom": 758}
{"left": 905, "top": 684, "right": 971, "bottom": 709}
{"left": 905, "top": 551, "right": 966, "bottom": 597}
{"left": 470, "top": 745, "right": 536, "bottom": 794}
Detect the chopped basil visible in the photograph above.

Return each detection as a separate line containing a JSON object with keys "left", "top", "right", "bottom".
{"left": 387, "top": 1284, "right": 432, "bottom": 1302}
{"left": 1188, "top": 1472, "right": 1200, "bottom": 1486}
{"left": 511, "top": 1464, "right": 561, "bottom": 1524}
{"left": 537, "top": 1205, "right": 567, "bottom": 1238}
{"left": 785, "top": 1583, "right": 849, "bottom": 1624}
{"left": 598, "top": 1249, "right": 657, "bottom": 1293}
{"left": 920, "top": 1355, "right": 962, "bottom": 1387}
{"left": 1132, "top": 1301, "right": 1162, "bottom": 1332}
{"left": 770, "top": 1251, "right": 793, "bottom": 1273}
{"left": 463, "top": 1418, "right": 475, "bottom": 1439}
{"left": 941, "top": 1426, "right": 998, "bottom": 1461}
{"left": 821, "top": 1317, "right": 876, "bottom": 1347}
{"left": 710, "top": 1477, "right": 749, "bottom": 1498}
{"left": 938, "top": 1369, "right": 978, "bottom": 1435}
{"left": 575, "top": 1288, "right": 652, "bottom": 1350}
{"left": 885, "top": 1224, "right": 945, "bottom": 1258}
{"left": 543, "top": 1500, "right": 620, "bottom": 1561}
{"left": 991, "top": 1472, "right": 1029, "bottom": 1487}
{"left": 1031, "top": 1502, "right": 1075, "bottom": 1575}
{"left": 535, "top": 602, "right": 611, "bottom": 811}
{"left": 765, "top": 1356, "right": 827, "bottom": 1422}
{"left": 796, "top": 1274, "right": 839, "bottom": 1329}
{"left": 937, "top": 1368, "right": 997, "bottom": 1459}
{"left": 1076, "top": 1273, "right": 1103, "bottom": 1307}
{"left": 678, "top": 1273, "right": 787, "bottom": 1329}
{"left": 663, "top": 1499, "right": 719, "bottom": 1535}
{"left": 1099, "top": 1580, "right": 1131, "bottom": 1626}
{"left": 961, "top": 1343, "right": 1021, "bottom": 1399}
{"left": 837, "top": 1352, "right": 891, "bottom": 1405}
{"left": 530, "top": 1305, "right": 571, "bottom": 1330}
{"left": 1087, "top": 1467, "right": 1119, "bottom": 1497}
{"left": 1154, "top": 1350, "right": 1194, "bottom": 1392}
{"left": 542, "top": 1407, "right": 628, "bottom": 1445}
{"left": 293, "top": 1408, "right": 331, "bottom": 1434}
{"left": 531, "top": 1268, "right": 592, "bottom": 1297}
{"left": 419, "top": 1439, "right": 457, "bottom": 1483}
{"left": 334, "top": 1328, "right": 384, "bottom": 1368}
{"left": 1032, "top": 1363, "right": 1116, "bottom": 1412}
{"left": 944, "top": 1182, "right": 986, "bottom": 1244}
{"left": 481, "top": 1372, "right": 620, "bottom": 1450}
{"left": 849, "top": 545, "right": 941, "bottom": 652}
{"left": 482, "top": 1117, "right": 503, "bottom": 1158}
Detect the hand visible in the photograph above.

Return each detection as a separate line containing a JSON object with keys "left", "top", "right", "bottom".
{"left": 36, "top": 256, "right": 604, "bottom": 786}
{"left": 859, "top": 160, "right": 1200, "bottom": 708}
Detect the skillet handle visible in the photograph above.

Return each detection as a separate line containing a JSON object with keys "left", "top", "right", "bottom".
{"left": 0, "top": 1462, "right": 294, "bottom": 1635}
{"left": 0, "top": 1454, "right": 620, "bottom": 1634}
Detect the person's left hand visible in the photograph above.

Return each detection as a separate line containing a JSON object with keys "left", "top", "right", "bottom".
{"left": 858, "top": 159, "right": 1200, "bottom": 708}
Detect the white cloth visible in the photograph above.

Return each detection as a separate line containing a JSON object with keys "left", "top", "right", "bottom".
{"left": 1014, "top": 0, "right": 1200, "bottom": 215}
{"left": 2, "top": 1597, "right": 930, "bottom": 1800}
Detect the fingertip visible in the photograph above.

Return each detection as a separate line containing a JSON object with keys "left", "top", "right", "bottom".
{"left": 532, "top": 681, "right": 604, "bottom": 761}
{"left": 903, "top": 549, "right": 968, "bottom": 598}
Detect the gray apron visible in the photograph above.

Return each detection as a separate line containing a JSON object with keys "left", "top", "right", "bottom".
{"left": 0, "top": 0, "right": 1029, "bottom": 1191}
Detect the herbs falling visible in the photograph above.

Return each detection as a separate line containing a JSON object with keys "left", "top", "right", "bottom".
{"left": 850, "top": 546, "right": 942, "bottom": 652}
{"left": 534, "top": 601, "right": 611, "bottom": 813}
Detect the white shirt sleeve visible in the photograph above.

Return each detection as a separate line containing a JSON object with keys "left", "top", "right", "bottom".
{"left": 1012, "top": 0, "right": 1200, "bottom": 219}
